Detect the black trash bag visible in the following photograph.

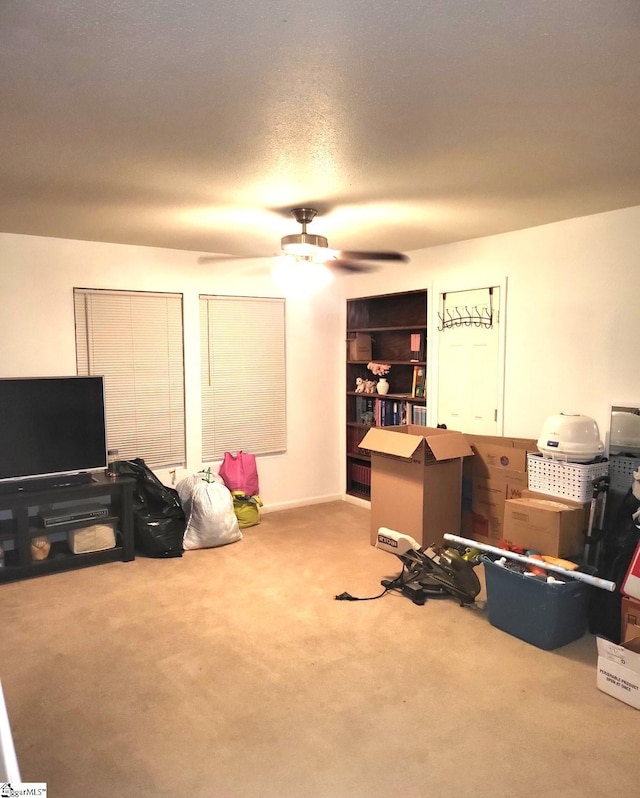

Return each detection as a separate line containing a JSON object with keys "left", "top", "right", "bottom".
{"left": 115, "top": 458, "right": 185, "bottom": 558}
{"left": 588, "top": 486, "right": 640, "bottom": 642}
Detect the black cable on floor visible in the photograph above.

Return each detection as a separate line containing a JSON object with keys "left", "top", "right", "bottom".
{"left": 334, "top": 568, "right": 406, "bottom": 601}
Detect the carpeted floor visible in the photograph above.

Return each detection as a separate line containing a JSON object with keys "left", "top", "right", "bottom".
{"left": 1, "top": 501, "right": 635, "bottom": 797}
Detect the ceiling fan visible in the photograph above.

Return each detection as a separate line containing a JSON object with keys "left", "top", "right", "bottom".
{"left": 198, "top": 207, "right": 410, "bottom": 273}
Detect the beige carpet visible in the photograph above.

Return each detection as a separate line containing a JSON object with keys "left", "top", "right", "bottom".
{"left": 1, "top": 501, "right": 635, "bottom": 797}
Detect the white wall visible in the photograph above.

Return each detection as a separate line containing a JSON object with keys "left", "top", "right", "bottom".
{"left": 0, "top": 233, "right": 344, "bottom": 510}
{"left": 342, "top": 205, "right": 640, "bottom": 446}
{"left": 3, "top": 204, "right": 639, "bottom": 510}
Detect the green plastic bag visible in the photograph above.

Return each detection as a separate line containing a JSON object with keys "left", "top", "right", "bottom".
{"left": 231, "top": 492, "right": 263, "bottom": 528}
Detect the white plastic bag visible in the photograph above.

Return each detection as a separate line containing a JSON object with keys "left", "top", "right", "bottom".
{"left": 176, "top": 473, "right": 242, "bottom": 550}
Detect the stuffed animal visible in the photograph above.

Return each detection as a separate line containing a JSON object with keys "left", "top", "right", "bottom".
{"left": 355, "top": 377, "right": 365, "bottom": 393}
{"left": 364, "top": 380, "right": 377, "bottom": 394}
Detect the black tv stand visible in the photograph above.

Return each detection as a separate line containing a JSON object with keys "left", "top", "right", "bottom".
{"left": 1, "top": 472, "right": 95, "bottom": 495}
{"left": 0, "top": 473, "right": 135, "bottom": 583}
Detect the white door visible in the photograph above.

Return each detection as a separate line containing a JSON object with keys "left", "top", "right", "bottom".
{"left": 437, "top": 287, "right": 501, "bottom": 435}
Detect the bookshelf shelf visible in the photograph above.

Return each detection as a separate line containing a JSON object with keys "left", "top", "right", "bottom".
{"left": 347, "top": 360, "right": 426, "bottom": 367}
{"left": 348, "top": 324, "right": 425, "bottom": 333}
{"left": 346, "top": 451, "right": 371, "bottom": 462}
{"left": 346, "top": 391, "right": 417, "bottom": 400}
{"left": 345, "top": 288, "right": 427, "bottom": 499}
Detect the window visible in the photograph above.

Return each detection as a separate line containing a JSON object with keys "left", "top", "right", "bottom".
{"left": 74, "top": 288, "right": 185, "bottom": 468}
{"left": 200, "top": 295, "right": 286, "bottom": 461}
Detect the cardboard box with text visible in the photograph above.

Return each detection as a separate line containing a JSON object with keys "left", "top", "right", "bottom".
{"left": 461, "top": 435, "right": 538, "bottom": 543}
{"left": 597, "top": 636, "right": 640, "bottom": 710}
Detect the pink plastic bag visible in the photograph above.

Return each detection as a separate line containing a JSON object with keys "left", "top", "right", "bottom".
{"left": 219, "top": 451, "right": 260, "bottom": 497}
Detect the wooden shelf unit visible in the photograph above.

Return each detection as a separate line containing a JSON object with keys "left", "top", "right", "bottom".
{"left": 346, "top": 288, "right": 427, "bottom": 499}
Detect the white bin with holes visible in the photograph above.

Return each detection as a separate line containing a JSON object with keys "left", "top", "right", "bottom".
{"left": 526, "top": 453, "right": 609, "bottom": 502}
{"left": 608, "top": 455, "right": 640, "bottom": 495}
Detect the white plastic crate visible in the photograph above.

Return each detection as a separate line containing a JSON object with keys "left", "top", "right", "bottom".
{"left": 608, "top": 455, "right": 640, "bottom": 494}
{"left": 526, "top": 453, "right": 609, "bottom": 502}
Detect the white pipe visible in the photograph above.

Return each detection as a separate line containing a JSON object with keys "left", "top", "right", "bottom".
{"left": 443, "top": 533, "right": 616, "bottom": 592}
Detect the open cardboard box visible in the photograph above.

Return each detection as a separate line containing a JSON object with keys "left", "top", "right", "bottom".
{"left": 361, "top": 425, "right": 472, "bottom": 547}
{"left": 461, "top": 435, "right": 538, "bottom": 544}
{"left": 597, "top": 635, "right": 640, "bottom": 710}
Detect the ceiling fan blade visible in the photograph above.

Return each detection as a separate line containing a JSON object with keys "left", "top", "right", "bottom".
{"left": 336, "top": 250, "right": 410, "bottom": 263}
{"left": 329, "top": 259, "right": 379, "bottom": 273}
{"left": 197, "top": 253, "right": 270, "bottom": 264}
{"left": 195, "top": 207, "right": 409, "bottom": 281}
{"left": 198, "top": 255, "right": 234, "bottom": 264}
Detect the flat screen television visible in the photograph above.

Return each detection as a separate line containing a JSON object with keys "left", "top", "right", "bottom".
{"left": 0, "top": 376, "right": 108, "bottom": 490}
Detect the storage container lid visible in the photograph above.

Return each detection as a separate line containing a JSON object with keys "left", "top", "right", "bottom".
{"left": 537, "top": 413, "right": 604, "bottom": 463}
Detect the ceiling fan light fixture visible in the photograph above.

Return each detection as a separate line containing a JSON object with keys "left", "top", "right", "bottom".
{"left": 197, "top": 205, "right": 407, "bottom": 275}
{"left": 272, "top": 255, "right": 334, "bottom": 293}
{"left": 281, "top": 232, "right": 329, "bottom": 259}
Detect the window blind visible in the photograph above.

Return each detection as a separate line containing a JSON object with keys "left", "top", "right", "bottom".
{"left": 200, "top": 295, "right": 286, "bottom": 461}
{"left": 74, "top": 288, "right": 185, "bottom": 468}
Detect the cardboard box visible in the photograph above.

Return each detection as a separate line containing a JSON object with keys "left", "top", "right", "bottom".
{"left": 622, "top": 596, "right": 640, "bottom": 643}
{"left": 347, "top": 333, "right": 372, "bottom": 361}
{"left": 502, "top": 497, "right": 585, "bottom": 558}
{"left": 462, "top": 435, "right": 538, "bottom": 543}
{"left": 361, "top": 425, "right": 472, "bottom": 547}
{"left": 521, "top": 488, "right": 590, "bottom": 533}
{"left": 596, "top": 636, "right": 640, "bottom": 710}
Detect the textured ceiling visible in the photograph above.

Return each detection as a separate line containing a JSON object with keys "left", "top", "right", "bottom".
{"left": 1, "top": 1, "right": 639, "bottom": 257}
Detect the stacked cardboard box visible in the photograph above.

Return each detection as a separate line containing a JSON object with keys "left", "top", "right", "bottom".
{"left": 501, "top": 497, "right": 585, "bottom": 558}
{"left": 461, "top": 435, "right": 537, "bottom": 544}
{"left": 364, "top": 427, "right": 591, "bottom": 561}
{"left": 499, "top": 488, "right": 591, "bottom": 558}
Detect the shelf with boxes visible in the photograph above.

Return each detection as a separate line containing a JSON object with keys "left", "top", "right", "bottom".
{"left": 346, "top": 288, "right": 427, "bottom": 499}
{"left": 0, "top": 474, "right": 135, "bottom": 583}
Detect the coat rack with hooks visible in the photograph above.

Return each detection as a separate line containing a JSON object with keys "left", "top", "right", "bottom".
{"left": 437, "top": 287, "right": 494, "bottom": 330}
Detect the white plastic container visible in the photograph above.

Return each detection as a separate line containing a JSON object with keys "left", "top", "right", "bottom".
{"left": 527, "top": 453, "right": 609, "bottom": 502}
{"left": 537, "top": 413, "right": 604, "bottom": 463}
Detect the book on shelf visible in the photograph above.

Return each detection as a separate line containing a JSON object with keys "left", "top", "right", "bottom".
{"left": 411, "top": 365, "right": 426, "bottom": 398}
{"left": 354, "top": 398, "right": 411, "bottom": 429}
{"left": 355, "top": 396, "right": 376, "bottom": 426}
{"left": 412, "top": 404, "right": 428, "bottom": 425}
{"left": 349, "top": 461, "right": 371, "bottom": 496}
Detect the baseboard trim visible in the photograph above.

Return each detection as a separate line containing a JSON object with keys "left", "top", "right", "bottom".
{"left": 342, "top": 494, "right": 371, "bottom": 510}
{"left": 260, "top": 493, "right": 345, "bottom": 514}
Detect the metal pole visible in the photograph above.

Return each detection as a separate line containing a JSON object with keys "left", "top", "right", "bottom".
{"left": 443, "top": 533, "right": 616, "bottom": 592}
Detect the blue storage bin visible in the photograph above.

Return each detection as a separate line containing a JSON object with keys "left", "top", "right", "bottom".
{"left": 481, "top": 555, "right": 591, "bottom": 650}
